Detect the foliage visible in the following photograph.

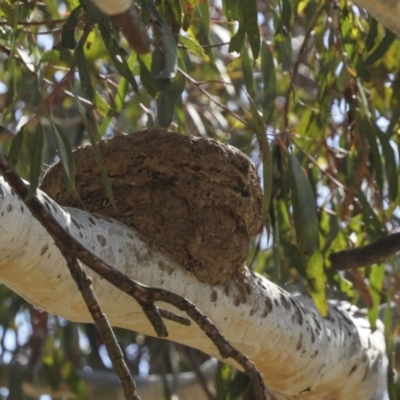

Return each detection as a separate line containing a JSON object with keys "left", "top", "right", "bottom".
{"left": 0, "top": 0, "right": 399, "bottom": 398}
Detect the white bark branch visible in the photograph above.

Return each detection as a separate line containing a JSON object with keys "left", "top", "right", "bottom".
{"left": 0, "top": 178, "right": 388, "bottom": 399}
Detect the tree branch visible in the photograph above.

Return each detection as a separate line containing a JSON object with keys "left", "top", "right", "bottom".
{"left": 330, "top": 232, "right": 400, "bottom": 270}
{"left": 0, "top": 175, "right": 388, "bottom": 399}
{"left": 0, "top": 156, "right": 267, "bottom": 399}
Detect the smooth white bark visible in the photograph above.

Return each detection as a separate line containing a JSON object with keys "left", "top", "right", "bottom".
{"left": 0, "top": 178, "right": 387, "bottom": 399}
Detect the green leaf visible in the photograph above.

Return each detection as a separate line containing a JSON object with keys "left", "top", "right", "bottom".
{"left": 74, "top": 95, "right": 115, "bottom": 207}
{"left": 179, "top": 34, "right": 210, "bottom": 61}
{"left": 368, "top": 264, "right": 385, "bottom": 329}
{"left": 50, "top": 120, "right": 75, "bottom": 192}
{"left": 222, "top": 0, "right": 239, "bottom": 22}
{"left": 289, "top": 150, "right": 319, "bottom": 255}
{"left": 215, "top": 362, "right": 232, "bottom": 400}
{"left": 358, "top": 117, "right": 383, "bottom": 195}
{"left": 289, "top": 149, "right": 327, "bottom": 315}
{"left": 81, "top": 0, "right": 104, "bottom": 24}
{"left": 365, "top": 17, "right": 378, "bottom": 51}
{"left": 305, "top": 250, "right": 327, "bottom": 316}
{"left": 26, "top": 123, "right": 44, "bottom": 201}
{"left": 374, "top": 124, "right": 398, "bottom": 202}
{"left": 353, "top": 178, "right": 386, "bottom": 239}
{"left": 241, "top": 51, "right": 255, "bottom": 95}
{"left": 75, "top": 38, "right": 95, "bottom": 101}
{"left": 238, "top": 0, "right": 260, "bottom": 58}
{"left": 280, "top": 0, "right": 292, "bottom": 34}
{"left": 137, "top": 0, "right": 178, "bottom": 78}
{"left": 248, "top": 95, "right": 272, "bottom": 233}
{"left": 98, "top": 21, "right": 139, "bottom": 93}
{"left": 157, "top": 73, "right": 186, "bottom": 128}
{"left": 365, "top": 29, "right": 396, "bottom": 65}
{"left": 139, "top": 55, "right": 158, "bottom": 97}
{"left": 8, "top": 124, "right": 25, "bottom": 167}
{"left": 61, "top": 6, "right": 82, "bottom": 50}
{"left": 260, "top": 41, "right": 276, "bottom": 123}
{"left": 229, "top": 24, "right": 245, "bottom": 53}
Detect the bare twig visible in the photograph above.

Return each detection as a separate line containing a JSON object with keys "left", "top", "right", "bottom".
{"left": 330, "top": 232, "right": 400, "bottom": 270}
{"left": 282, "top": 2, "right": 326, "bottom": 132}
{"left": 178, "top": 67, "right": 253, "bottom": 129}
{"left": 0, "top": 153, "right": 267, "bottom": 399}
{"left": 62, "top": 254, "right": 139, "bottom": 400}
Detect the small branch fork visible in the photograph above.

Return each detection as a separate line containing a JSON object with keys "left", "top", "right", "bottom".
{"left": 0, "top": 152, "right": 267, "bottom": 400}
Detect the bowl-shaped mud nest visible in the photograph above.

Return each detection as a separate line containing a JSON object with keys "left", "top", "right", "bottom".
{"left": 40, "top": 129, "right": 262, "bottom": 285}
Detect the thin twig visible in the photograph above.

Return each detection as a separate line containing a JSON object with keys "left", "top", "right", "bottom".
{"left": 178, "top": 67, "right": 253, "bottom": 129}
{"left": 0, "top": 154, "right": 267, "bottom": 399}
{"left": 282, "top": 2, "right": 326, "bottom": 132}
{"left": 62, "top": 253, "right": 139, "bottom": 400}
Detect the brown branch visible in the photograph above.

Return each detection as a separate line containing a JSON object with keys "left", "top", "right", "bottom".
{"left": 111, "top": 7, "right": 152, "bottom": 54}
{"left": 62, "top": 254, "right": 139, "bottom": 400}
{"left": 330, "top": 232, "right": 400, "bottom": 270}
{"left": 0, "top": 153, "right": 267, "bottom": 399}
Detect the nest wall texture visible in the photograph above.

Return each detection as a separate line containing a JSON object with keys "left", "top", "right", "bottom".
{"left": 40, "top": 129, "right": 262, "bottom": 285}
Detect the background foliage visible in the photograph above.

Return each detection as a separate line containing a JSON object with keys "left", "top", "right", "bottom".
{"left": 0, "top": 0, "right": 400, "bottom": 398}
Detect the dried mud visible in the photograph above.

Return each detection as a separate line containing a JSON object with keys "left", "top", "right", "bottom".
{"left": 40, "top": 129, "right": 262, "bottom": 285}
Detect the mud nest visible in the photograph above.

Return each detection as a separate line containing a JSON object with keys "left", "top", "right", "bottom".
{"left": 40, "top": 129, "right": 262, "bottom": 285}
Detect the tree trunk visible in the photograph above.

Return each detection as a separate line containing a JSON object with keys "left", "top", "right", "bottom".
{"left": 0, "top": 178, "right": 387, "bottom": 399}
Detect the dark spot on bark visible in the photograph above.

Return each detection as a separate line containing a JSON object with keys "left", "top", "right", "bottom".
{"left": 1, "top": 211, "right": 3, "bottom": 216}
{"left": 97, "top": 234, "right": 106, "bottom": 247}
{"left": 234, "top": 298, "right": 240, "bottom": 307}
{"left": 20, "top": 205, "right": 24, "bottom": 213}
{"left": 280, "top": 294, "right": 290, "bottom": 311}
{"left": 262, "top": 297, "right": 273, "bottom": 317}
{"left": 310, "top": 329, "right": 315, "bottom": 343}
{"left": 79, "top": 232, "right": 83, "bottom": 238}
{"left": 313, "top": 316, "right": 321, "bottom": 332}
{"left": 89, "top": 217, "right": 96, "bottom": 225}
{"left": 296, "top": 333, "right": 303, "bottom": 351}
{"left": 127, "top": 233, "right": 134, "bottom": 239}
{"left": 52, "top": 204, "right": 58, "bottom": 213}
{"left": 71, "top": 218, "right": 80, "bottom": 229}
{"left": 45, "top": 202, "right": 51, "bottom": 212}
{"left": 292, "top": 304, "right": 303, "bottom": 326}
{"left": 40, "top": 244, "right": 49, "bottom": 256}
{"left": 57, "top": 274, "right": 61, "bottom": 279}
{"left": 211, "top": 290, "right": 218, "bottom": 302}
{"left": 10, "top": 189, "right": 14, "bottom": 196}
{"left": 249, "top": 308, "right": 255, "bottom": 316}
{"left": 349, "top": 364, "right": 358, "bottom": 376}
{"left": 274, "top": 298, "right": 279, "bottom": 307}
{"left": 342, "top": 312, "right": 353, "bottom": 325}
{"left": 7, "top": 205, "right": 12, "bottom": 212}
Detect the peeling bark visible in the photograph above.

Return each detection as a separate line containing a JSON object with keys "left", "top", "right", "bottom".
{"left": 0, "top": 178, "right": 388, "bottom": 399}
